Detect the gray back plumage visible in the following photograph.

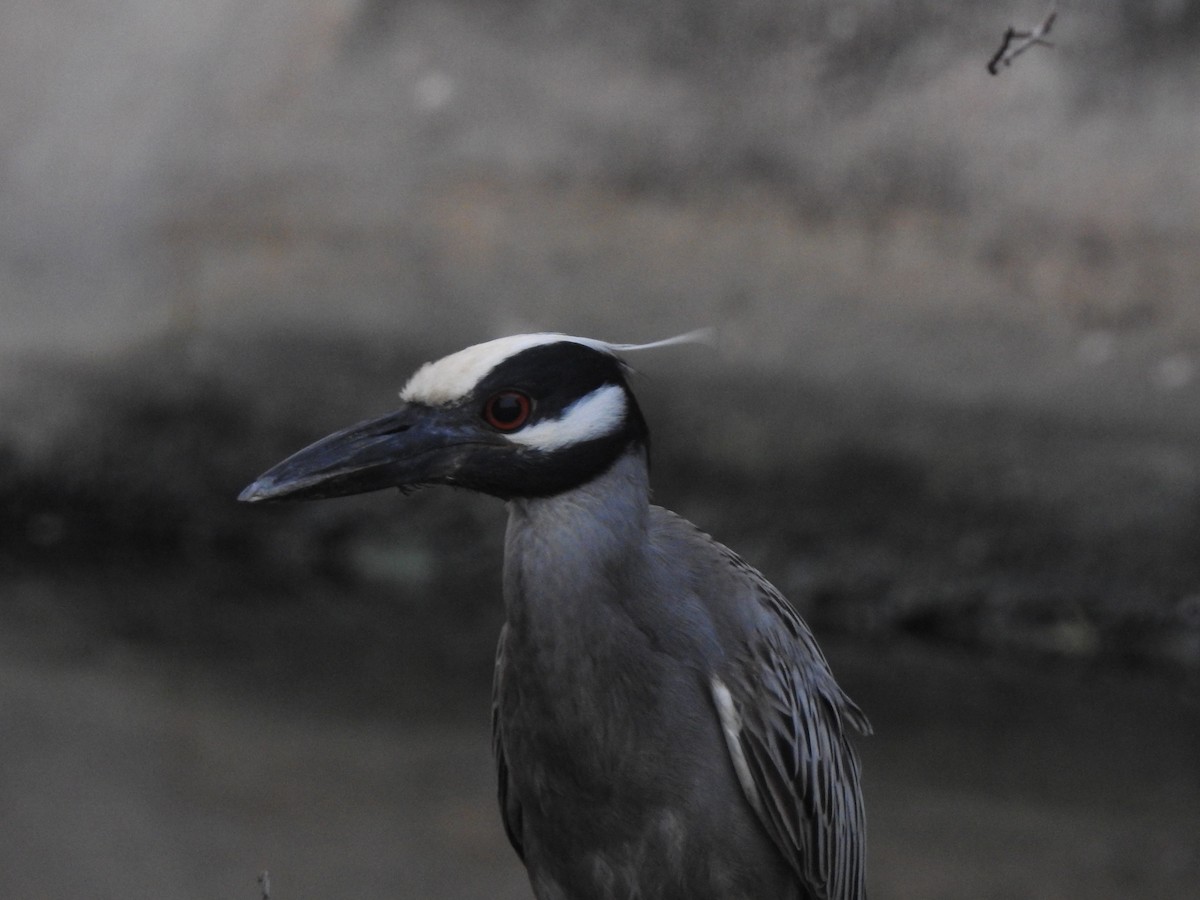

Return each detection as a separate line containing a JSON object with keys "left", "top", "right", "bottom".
{"left": 492, "top": 450, "right": 869, "bottom": 900}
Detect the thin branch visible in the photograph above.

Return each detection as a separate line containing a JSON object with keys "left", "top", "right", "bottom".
{"left": 988, "top": 5, "right": 1057, "bottom": 75}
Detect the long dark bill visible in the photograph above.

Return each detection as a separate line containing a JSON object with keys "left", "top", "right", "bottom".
{"left": 237, "top": 403, "right": 500, "bottom": 503}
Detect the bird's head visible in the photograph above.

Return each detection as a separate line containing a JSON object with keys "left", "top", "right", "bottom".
{"left": 238, "top": 332, "right": 705, "bottom": 503}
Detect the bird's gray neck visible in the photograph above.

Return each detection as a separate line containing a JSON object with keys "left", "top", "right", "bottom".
{"left": 503, "top": 448, "right": 651, "bottom": 625}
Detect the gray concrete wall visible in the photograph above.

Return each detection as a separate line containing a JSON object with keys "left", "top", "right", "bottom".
{"left": 4, "top": 2, "right": 1198, "bottom": 421}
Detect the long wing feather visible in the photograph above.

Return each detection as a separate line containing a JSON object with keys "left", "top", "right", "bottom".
{"left": 712, "top": 551, "right": 870, "bottom": 900}
{"left": 491, "top": 625, "right": 525, "bottom": 861}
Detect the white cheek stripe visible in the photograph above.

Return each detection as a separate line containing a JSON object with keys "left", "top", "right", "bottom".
{"left": 509, "top": 384, "right": 627, "bottom": 451}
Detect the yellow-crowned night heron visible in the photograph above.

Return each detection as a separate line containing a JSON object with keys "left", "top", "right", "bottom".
{"left": 239, "top": 333, "right": 870, "bottom": 900}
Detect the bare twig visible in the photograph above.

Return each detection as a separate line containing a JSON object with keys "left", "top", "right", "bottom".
{"left": 258, "top": 870, "right": 271, "bottom": 900}
{"left": 988, "top": 5, "right": 1057, "bottom": 75}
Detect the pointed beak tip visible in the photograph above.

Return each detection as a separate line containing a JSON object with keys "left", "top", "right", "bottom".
{"left": 236, "top": 404, "right": 473, "bottom": 506}
{"left": 237, "top": 480, "right": 275, "bottom": 503}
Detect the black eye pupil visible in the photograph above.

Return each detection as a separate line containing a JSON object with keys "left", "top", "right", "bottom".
{"left": 492, "top": 396, "right": 523, "bottom": 423}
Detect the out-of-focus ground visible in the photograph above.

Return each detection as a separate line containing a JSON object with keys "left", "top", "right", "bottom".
{"left": 2, "top": 1, "right": 1200, "bottom": 897}
{"left": 3, "top": 625, "right": 1197, "bottom": 900}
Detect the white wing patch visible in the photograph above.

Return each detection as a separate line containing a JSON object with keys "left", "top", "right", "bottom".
{"left": 509, "top": 384, "right": 627, "bottom": 451}
{"left": 400, "top": 330, "right": 712, "bottom": 406}
{"left": 711, "top": 676, "right": 764, "bottom": 819}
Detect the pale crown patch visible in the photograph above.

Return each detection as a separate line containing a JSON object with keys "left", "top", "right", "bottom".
{"left": 401, "top": 334, "right": 572, "bottom": 405}
{"left": 399, "top": 330, "right": 711, "bottom": 406}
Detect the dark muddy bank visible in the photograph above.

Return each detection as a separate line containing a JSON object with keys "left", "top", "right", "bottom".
{"left": 3, "top": 332, "right": 1199, "bottom": 682}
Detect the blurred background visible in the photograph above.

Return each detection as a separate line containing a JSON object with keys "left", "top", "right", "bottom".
{"left": 2, "top": 1, "right": 1199, "bottom": 897}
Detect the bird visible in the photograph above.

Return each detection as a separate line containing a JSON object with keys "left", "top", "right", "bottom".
{"left": 239, "top": 332, "right": 870, "bottom": 900}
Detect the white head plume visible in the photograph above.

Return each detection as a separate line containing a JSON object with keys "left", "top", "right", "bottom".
{"left": 401, "top": 329, "right": 712, "bottom": 405}
{"left": 573, "top": 327, "right": 715, "bottom": 355}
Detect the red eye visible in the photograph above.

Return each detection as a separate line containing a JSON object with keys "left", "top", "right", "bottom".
{"left": 483, "top": 391, "right": 532, "bottom": 431}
